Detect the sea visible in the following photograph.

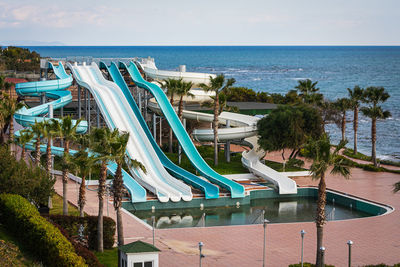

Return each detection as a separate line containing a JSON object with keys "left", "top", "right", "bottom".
{"left": 25, "top": 46, "right": 400, "bottom": 161}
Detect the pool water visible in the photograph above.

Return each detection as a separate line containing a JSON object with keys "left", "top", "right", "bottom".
{"left": 133, "top": 197, "right": 372, "bottom": 229}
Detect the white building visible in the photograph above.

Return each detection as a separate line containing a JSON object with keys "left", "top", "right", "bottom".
{"left": 118, "top": 240, "right": 161, "bottom": 267}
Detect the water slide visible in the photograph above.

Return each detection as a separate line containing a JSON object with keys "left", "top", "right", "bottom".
{"left": 68, "top": 62, "right": 192, "bottom": 202}
{"left": 146, "top": 86, "right": 298, "bottom": 195}
{"left": 120, "top": 61, "right": 245, "bottom": 198}
{"left": 98, "top": 61, "right": 219, "bottom": 199}
{"left": 136, "top": 57, "right": 216, "bottom": 85}
{"left": 14, "top": 62, "right": 147, "bottom": 203}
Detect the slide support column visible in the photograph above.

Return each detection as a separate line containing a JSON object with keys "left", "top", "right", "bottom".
{"left": 78, "top": 85, "right": 81, "bottom": 119}
{"left": 225, "top": 119, "right": 231, "bottom": 163}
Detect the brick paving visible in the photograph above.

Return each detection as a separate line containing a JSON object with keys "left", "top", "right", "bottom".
{"left": 55, "top": 153, "right": 400, "bottom": 267}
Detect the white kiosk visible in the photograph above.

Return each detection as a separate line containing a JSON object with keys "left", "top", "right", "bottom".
{"left": 118, "top": 240, "right": 161, "bottom": 267}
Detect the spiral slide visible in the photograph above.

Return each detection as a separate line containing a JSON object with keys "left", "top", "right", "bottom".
{"left": 14, "top": 62, "right": 147, "bottom": 203}
{"left": 68, "top": 62, "right": 192, "bottom": 203}
{"left": 120, "top": 61, "right": 245, "bottom": 198}
{"left": 99, "top": 61, "right": 219, "bottom": 199}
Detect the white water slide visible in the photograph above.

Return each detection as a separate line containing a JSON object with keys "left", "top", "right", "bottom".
{"left": 148, "top": 100, "right": 298, "bottom": 194}
{"left": 137, "top": 57, "right": 216, "bottom": 85}
{"left": 68, "top": 62, "right": 192, "bottom": 202}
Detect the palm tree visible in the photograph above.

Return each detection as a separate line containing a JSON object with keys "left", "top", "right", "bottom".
{"left": 163, "top": 78, "right": 179, "bottom": 153}
{"left": 361, "top": 87, "right": 391, "bottom": 166}
{"left": 90, "top": 127, "right": 117, "bottom": 252}
{"left": 1, "top": 93, "right": 24, "bottom": 144}
{"left": 15, "top": 129, "right": 34, "bottom": 161}
{"left": 41, "top": 120, "right": 57, "bottom": 174}
{"left": 176, "top": 80, "right": 194, "bottom": 121}
{"left": 333, "top": 97, "right": 351, "bottom": 141}
{"left": 31, "top": 120, "right": 45, "bottom": 166}
{"left": 200, "top": 74, "right": 235, "bottom": 166}
{"left": 347, "top": 86, "right": 364, "bottom": 154}
{"left": 295, "top": 79, "right": 322, "bottom": 105}
{"left": 51, "top": 116, "right": 83, "bottom": 215}
{"left": 303, "top": 135, "right": 350, "bottom": 267}
{"left": 68, "top": 148, "right": 97, "bottom": 217}
{"left": 110, "top": 131, "right": 146, "bottom": 246}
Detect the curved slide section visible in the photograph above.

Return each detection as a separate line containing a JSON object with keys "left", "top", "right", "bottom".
{"left": 69, "top": 62, "right": 192, "bottom": 202}
{"left": 121, "top": 61, "right": 245, "bottom": 198}
{"left": 99, "top": 62, "right": 219, "bottom": 199}
{"left": 136, "top": 58, "right": 216, "bottom": 85}
{"left": 148, "top": 98, "right": 298, "bottom": 194}
{"left": 14, "top": 62, "right": 147, "bottom": 203}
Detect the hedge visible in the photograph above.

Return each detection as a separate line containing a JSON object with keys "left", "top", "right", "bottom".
{"left": 47, "top": 214, "right": 116, "bottom": 250}
{"left": 0, "top": 194, "right": 86, "bottom": 267}
{"left": 51, "top": 220, "right": 104, "bottom": 267}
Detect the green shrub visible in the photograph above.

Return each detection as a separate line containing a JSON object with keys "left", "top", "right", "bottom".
{"left": 0, "top": 146, "right": 54, "bottom": 206}
{"left": 289, "top": 263, "right": 335, "bottom": 267}
{"left": 0, "top": 194, "right": 86, "bottom": 266}
{"left": 51, "top": 221, "right": 104, "bottom": 266}
{"left": 47, "top": 214, "right": 116, "bottom": 250}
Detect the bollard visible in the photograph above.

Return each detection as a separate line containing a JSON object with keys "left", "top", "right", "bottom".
{"left": 347, "top": 240, "right": 353, "bottom": 267}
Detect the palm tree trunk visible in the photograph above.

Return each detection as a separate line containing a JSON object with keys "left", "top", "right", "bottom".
{"left": 372, "top": 118, "right": 377, "bottom": 166}
{"left": 341, "top": 112, "right": 346, "bottom": 141}
{"left": 178, "top": 95, "right": 184, "bottom": 121}
{"left": 114, "top": 162, "right": 124, "bottom": 246}
{"left": 97, "top": 161, "right": 107, "bottom": 252}
{"left": 169, "top": 96, "right": 174, "bottom": 153}
{"left": 315, "top": 174, "right": 326, "bottom": 267}
{"left": 46, "top": 138, "right": 52, "bottom": 173}
{"left": 213, "top": 92, "right": 219, "bottom": 166}
{"left": 35, "top": 137, "right": 41, "bottom": 166}
{"left": 79, "top": 175, "right": 86, "bottom": 217}
{"left": 21, "top": 145, "right": 26, "bottom": 161}
{"left": 353, "top": 107, "right": 358, "bottom": 154}
{"left": 62, "top": 140, "right": 70, "bottom": 215}
{"left": 9, "top": 116, "right": 14, "bottom": 141}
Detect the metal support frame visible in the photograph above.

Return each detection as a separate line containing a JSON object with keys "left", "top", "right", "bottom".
{"left": 225, "top": 119, "right": 231, "bottom": 163}
{"left": 78, "top": 85, "right": 82, "bottom": 119}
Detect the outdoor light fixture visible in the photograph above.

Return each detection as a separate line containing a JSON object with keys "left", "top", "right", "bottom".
{"left": 199, "top": 241, "right": 205, "bottom": 267}
{"left": 347, "top": 240, "right": 353, "bottom": 267}
{"left": 300, "top": 230, "right": 306, "bottom": 267}
{"left": 263, "top": 219, "right": 269, "bottom": 267}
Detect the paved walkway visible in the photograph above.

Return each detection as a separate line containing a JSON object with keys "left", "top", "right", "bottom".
{"left": 55, "top": 159, "right": 400, "bottom": 267}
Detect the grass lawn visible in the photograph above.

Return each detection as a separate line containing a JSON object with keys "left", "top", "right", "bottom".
{"left": 94, "top": 247, "right": 118, "bottom": 267}
{"left": 343, "top": 148, "right": 400, "bottom": 167}
{"left": 165, "top": 145, "right": 249, "bottom": 175}
{"left": 0, "top": 224, "right": 40, "bottom": 266}
{"left": 165, "top": 145, "right": 306, "bottom": 174}
{"left": 50, "top": 193, "right": 80, "bottom": 216}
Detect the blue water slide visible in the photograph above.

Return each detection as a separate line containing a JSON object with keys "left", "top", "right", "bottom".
{"left": 99, "top": 61, "right": 219, "bottom": 199}
{"left": 68, "top": 63, "right": 192, "bottom": 202}
{"left": 14, "top": 62, "right": 146, "bottom": 203}
{"left": 120, "top": 61, "right": 245, "bottom": 198}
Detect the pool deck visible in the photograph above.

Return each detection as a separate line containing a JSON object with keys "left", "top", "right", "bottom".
{"left": 54, "top": 152, "right": 400, "bottom": 266}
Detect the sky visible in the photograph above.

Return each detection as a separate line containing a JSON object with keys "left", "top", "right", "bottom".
{"left": 0, "top": 0, "right": 399, "bottom": 46}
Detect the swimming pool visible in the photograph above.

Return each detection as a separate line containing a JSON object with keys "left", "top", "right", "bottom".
{"left": 123, "top": 188, "right": 392, "bottom": 229}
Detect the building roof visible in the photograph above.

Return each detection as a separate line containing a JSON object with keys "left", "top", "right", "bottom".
{"left": 119, "top": 240, "right": 161, "bottom": 254}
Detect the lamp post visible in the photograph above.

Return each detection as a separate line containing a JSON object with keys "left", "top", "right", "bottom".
{"left": 300, "top": 230, "right": 306, "bottom": 267}
{"left": 263, "top": 219, "right": 269, "bottom": 267}
{"left": 320, "top": 247, "right": 326, "bottom": 267}
{"left": 152, "top": 216, "right": 155, "bottom": 246}
{"left": 199, "top": 242, "right": 205, "bottom": 267}
{"left": 347, "top": 240, "right": 353, "bottom": 267}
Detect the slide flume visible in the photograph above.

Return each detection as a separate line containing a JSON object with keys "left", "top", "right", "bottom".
{"left": 120, "top": 61, "right": 245, "bottom": 198}
{"left": 14, "top": 62, "right": 147, "bottom": 203}
{"left": 99, "top": 61, "right": 219, "bottom": 199}
{"left": 149, "top": 97, "right": 298, "bottom": 194}
{"left": 69, "top": 62, "right": 192, "bottom": 202}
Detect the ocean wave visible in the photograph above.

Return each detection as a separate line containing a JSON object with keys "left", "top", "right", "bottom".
{"left": 252, "top": 78, "right": 261, "bottom": 81}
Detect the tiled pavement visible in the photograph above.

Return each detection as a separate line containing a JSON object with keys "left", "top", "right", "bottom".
{"left": 55, "top": 153, "right": 400, "bottom": 267}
